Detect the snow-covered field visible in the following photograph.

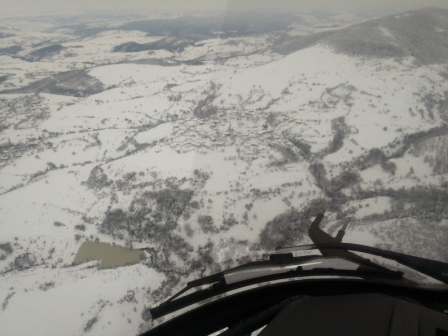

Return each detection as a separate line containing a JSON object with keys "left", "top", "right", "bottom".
{"left": 1, "top": 10, "right": 448, "bottom": 336}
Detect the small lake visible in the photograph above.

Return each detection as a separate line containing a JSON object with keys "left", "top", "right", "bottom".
{"left": 73, "top": 241, "right": 145, "bottom": 269}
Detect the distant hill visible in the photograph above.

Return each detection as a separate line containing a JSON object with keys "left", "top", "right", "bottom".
{"left": 0, "top": 32, "right": 14, "bottom": 39}
{"left": 274, "top": 8, "right": 448, "bottom": 65}
{"left": 0, "top": 70, "right": 104, "bottom": 97}
{"left": 22, "top": 44, "right": 64, "bottom": 62}
{"left": 112, "top": 13, "right": 300, "bottom": 53}
{"left": 112, "top": 37, "right": 192, "bottom": 53}
{"left": 32, "top": 40, "right": 53, "bottom": 48}
{"left": 72, "top": 13, "right": 297, "bottom": 38}
{"left": 0, "top": 45, "right": 22, "bottom": 56}
{"left": 119, "top": 13, "right": 297, "bottom": 38}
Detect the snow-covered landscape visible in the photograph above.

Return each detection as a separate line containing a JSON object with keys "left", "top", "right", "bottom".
{"left": 1, "top": 8, "right": 448, "bottom": 335}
